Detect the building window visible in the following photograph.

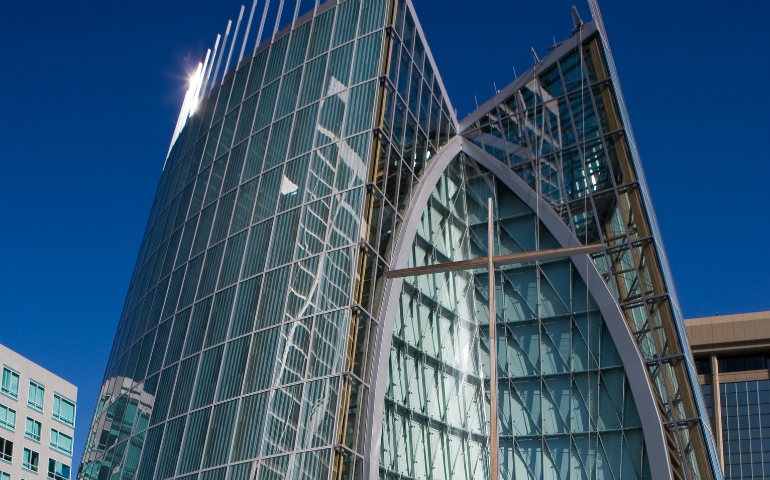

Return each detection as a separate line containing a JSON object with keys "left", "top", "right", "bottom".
{"left": 27, "top": 382, "right": 44, "bottom": 412}
{"left": 25, "top": 418, "right": 41, "bottom": 441}
{"left": 694, "top": 358, "right": 711, "bottom": 375}
{"left": 719, "top": 379, "right": 770, "bottom": 478}
{"left": 49, "top": 429, "right": 72, "bottom": 456}
{"left": 22, "top": 448, "right": 38, "bottom": 472}
{"left": 0, "top": 405, "right": 15, "bottom": 431}
{"left": 718, "top": 354, "right": 768, "bottom": 373}
{"left": 1, "top": 471, "right": 10, "bottom": 480}
{"left": 1, "top": 369, "right": 18, "bottom": 400}
{"left": 51, "top": 395, "right": 75, "bottom": 427}
{"left": 47, "top": 460, "right": 70, "bottom": 480}
{"left": 0, "top": 436, "right": 12, "bottom": 462}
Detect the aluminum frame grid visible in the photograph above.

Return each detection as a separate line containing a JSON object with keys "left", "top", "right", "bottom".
{"left": 709, "top": 380, "right": 770, "bottom": 480}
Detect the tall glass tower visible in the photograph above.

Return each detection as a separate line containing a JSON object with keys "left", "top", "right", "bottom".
{"left": 77, "top": 1, "right": 722, "bottom": 480}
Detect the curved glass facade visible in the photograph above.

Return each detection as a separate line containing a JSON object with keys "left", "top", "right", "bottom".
{"left": 77, "top": 1, "right": 719, "bottom": 480}
{"left": 79, "top": 1, "right": 391, "bottom": 479}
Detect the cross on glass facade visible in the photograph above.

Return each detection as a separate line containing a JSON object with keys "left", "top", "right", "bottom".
{"left": 385, "top": 195, "right": 604, "bottom": 480}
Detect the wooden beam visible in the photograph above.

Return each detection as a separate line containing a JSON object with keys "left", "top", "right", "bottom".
{"left": 384, "top": 244, "right": 605, "bottom": 279}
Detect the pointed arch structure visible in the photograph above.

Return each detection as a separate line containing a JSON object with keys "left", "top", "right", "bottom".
{"left": 365, "top": 136, "right": 672, "bottom": 480}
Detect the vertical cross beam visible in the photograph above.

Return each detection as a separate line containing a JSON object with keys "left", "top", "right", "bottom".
{"left": 488, "top": 197, "right": 499, "bottom": 480}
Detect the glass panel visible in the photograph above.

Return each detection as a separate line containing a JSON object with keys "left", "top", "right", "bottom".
{"left": 243, "top": 129, "right": 269, "bottom": 181}
{"left": 2, "top": 368, "right": 19, "bottom": 398}
{"left": 351, "top": 32, "right": 382, "bottom": 84}
{"left": 289, "top": 106, "right": 319, "bottom": 158}
{"left": 267, "top": 209, "right": 301, "bottom": 268}
{"left": 292, "top": 448, "right": 332, "bottom": 480}
{"left": 261, "top": 384, "right": 303, "bottom": 456}
{"left": 204, "top": 287, "right": 236, "bottom": 348}
{"left": 177, "top": 407, "right": 210, "bottom": 474}
{"left": 278, "top": 155, "right": 311, "bottom": 211}
{"left": 53, "top": 394, "right": 76, "bottom": 426}
{"left": 0, "top": 404, "right": 15, "bottom": 430}
{"left": 264, "top": 36, "right": 289, "bottom": 85}
{"left": 241, "top": 220, "right": 274, "bottom": 279}
{"left": 331, "top": 0, "right": 360, "bottom": 47}
{"left": 230, "top": 392, "right": 269, "bottom": 462}
{"left": 201, "top": 399, "right": 239, "bottom": 468}
{"left": 285, "top": 21, "right": 311, "bottom": 72}
{"left": 28, "top": 381, "right": 44, "bottom": 410}
{"left": 275, "top": 69, "right": 302, "bottom": 119}
{"left": 245, "top": 50, "right": 268, "bottom": 97}
{"left": 243, "top": 327, "right": 281, "bottom": 394}
{"left": 344, "top": 81, "right": 377, "bottom": 136}
{"left": 229, "top": 276, "right": 263, "bottom": 338}
{"left": 298, "top": 55, "right": 327, "bottom": 107}
{"left": 264, "top": 114, "right": 293, "bottom": 170}
{"left": 307, "top": 9, "right": 334, "bottom": 59}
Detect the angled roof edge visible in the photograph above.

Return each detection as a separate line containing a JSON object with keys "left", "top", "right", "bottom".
{"left": 585, "top": 0, "right": 682, "bottom": 311}
{"left": 458, "top": 20, "right": 598, "bottom": 133}
{"left": 405, "top": 0, "right": 460, "bottom": 130}
{"left": 588, "top": 3, "right": 724, "bottom": 477}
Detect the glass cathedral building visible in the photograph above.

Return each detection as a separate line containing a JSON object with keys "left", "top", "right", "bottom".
{"left": 77, "top": 1, "right": 723, "bottom": 480}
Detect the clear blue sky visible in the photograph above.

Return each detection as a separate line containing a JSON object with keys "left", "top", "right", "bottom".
{"left": 1, "top": 0, "right": 768, "bottom": 472}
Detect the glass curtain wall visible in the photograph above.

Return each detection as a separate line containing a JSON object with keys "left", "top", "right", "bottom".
{"left": 461, "top": 30, "right": 711, "bottom": 480}
{"left": 702, "top": 380, "right": 770, "bottom": 480}
{"left": 378, "top": 152, "right": 650, "bottom": 480}
{"left": 78, "top": 1, "right": 392, "bottom": 480}
{"left": 350, "top": 0, "right": 458, "bottom": 475}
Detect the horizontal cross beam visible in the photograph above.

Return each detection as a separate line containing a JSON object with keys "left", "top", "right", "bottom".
{"left": 384, "top": 244, "right": 604, "bottom": 279}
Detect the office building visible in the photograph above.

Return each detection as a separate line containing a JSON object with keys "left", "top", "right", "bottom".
{"left": 686, "top": 311, "right": 770, "bottom": 480}
{"left": 77, "top": 0, "right": 722, "bottom": 479}
{"left": 0, "top": 344, "right": 78, "bottom": 480}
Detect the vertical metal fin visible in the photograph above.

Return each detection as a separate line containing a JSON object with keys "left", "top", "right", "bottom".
{"left": 487, "top": 196, "right": 499, "bottom": 480}
{"left": 212, "top": 20, "right": 232, "bottom": 87}
{"left": 531, "top": 46, "right": 540, "bottom": 64}
{"left": 222, "top": 6, "right": 245, "bottom": 83}
{"left": 192, "top": 48, "right": 212, "bottom": 111}
{"left": 201, "top": 34, "right": 221, "bottom": 96}
{"left": 255, "top": 0, "right": 271, "bottom": 49}
{"left": 292, "top": 0, "right": 301, "bottom": 24}
{"left": 239, "top": 0, "right": 259, "bottom": 63}
{"left": 571, "top": 5, "right": 584, "bottom": 32}
{"left": 272, "top": 0, "right": 286, "bottom": 38}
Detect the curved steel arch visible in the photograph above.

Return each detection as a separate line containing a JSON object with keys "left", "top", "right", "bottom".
{"left": 364, "top": 136, "right": 672, "bottom": 480}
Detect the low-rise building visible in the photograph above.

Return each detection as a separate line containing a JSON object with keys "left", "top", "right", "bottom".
{"left": 686, "top": 311, "right": 770, "bottom": 480}
{"left": 0, "top": 344, "right": 77, "bottom": 480}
